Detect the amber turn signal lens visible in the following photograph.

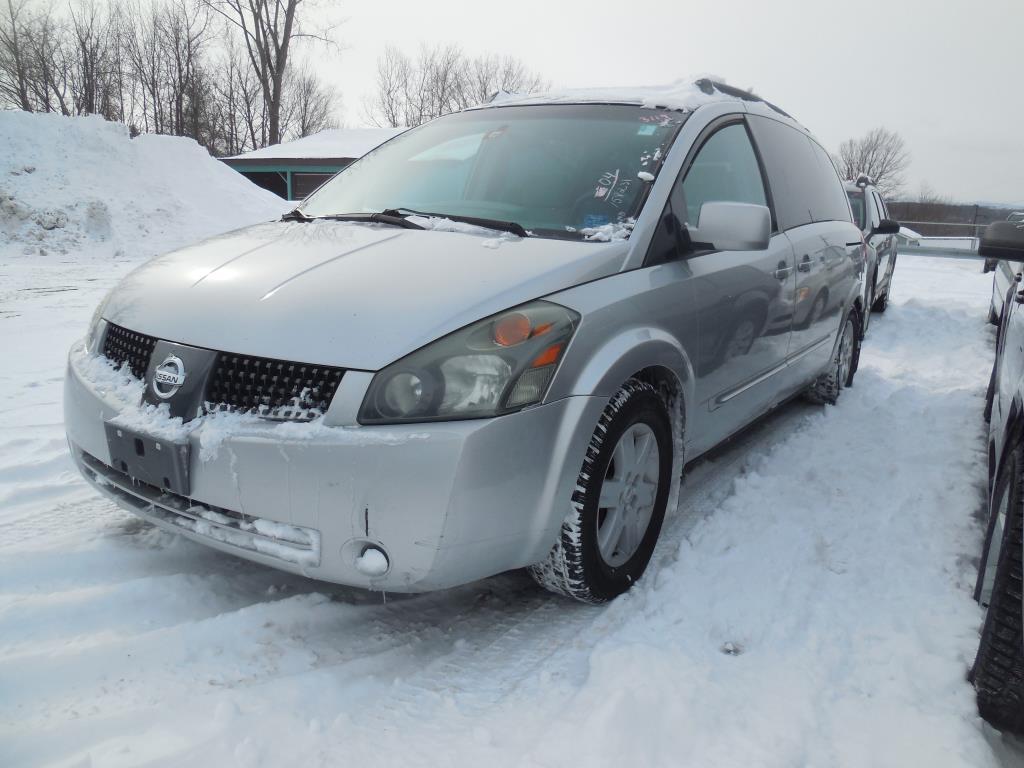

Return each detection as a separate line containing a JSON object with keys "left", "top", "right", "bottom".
{"left": 531, "top": 342, "right": 564, "bottom": 368}
{"left": 493, "top": 313, "right": 532, "bottom": 347}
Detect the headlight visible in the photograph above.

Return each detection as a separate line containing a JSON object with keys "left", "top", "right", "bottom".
{"left": 359, "top": 300, "right": 580, "bottom": 424}
{"left": 85, "top": 295, "right": 110, "bottom": 354}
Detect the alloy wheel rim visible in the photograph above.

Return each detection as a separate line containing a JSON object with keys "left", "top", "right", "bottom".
{"left": 837, "top": 318, "right": 855, "bottom": 386}
{"left": 596, "top": 423, "right": 661, "bottom": 567}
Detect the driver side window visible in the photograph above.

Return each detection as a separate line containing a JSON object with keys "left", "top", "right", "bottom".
{"left": 680, "top": 123, "right": 768, "bottom": 227}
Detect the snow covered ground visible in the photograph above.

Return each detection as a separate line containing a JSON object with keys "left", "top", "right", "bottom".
{"left": 2, "top": 113, "right": 1023, "bottom": 767}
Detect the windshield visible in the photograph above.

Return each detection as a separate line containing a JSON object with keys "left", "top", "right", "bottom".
{"left": 846, "top": 190, "right": 865, "bottom": 229}
{"left": 299, "top": 104, "right": 687, "bottom": 238}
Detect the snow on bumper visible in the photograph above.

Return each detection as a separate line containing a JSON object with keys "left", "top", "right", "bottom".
{"left": 64, "top": 341, "right": 603, "bottom": 591}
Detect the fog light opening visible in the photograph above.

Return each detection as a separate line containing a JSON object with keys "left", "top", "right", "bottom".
{"left": 354, "top": 545, "right": 390, "bottom": 577}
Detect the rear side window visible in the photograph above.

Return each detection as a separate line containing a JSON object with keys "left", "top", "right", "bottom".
{"left": 679, "top": 123, "right": 767, "bottom": 226}
{"left": 867, "top": 190, "right": 881, "bottom": 228}
{"left": 748, "top": 115, "right": 851, "bottom": 229}
{"left": 872, "top": 191, "right": 888, "bottom": 221}
{"left": 847, "top": 190, "right": 866, "bottom": 228}
{"left": 807, "top": 140, "right": 853, "bottom": 224}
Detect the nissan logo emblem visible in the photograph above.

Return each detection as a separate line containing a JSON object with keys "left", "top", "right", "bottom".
{"left": 152, "top": 354, "right": 187, "bottom": 399}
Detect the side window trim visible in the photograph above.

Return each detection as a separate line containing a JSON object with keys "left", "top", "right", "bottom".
{"left": 671, "top": 115, "right": 777, "bottom": 234}
{"left": 742, "top": 115, "right": 780, "bottom": 233}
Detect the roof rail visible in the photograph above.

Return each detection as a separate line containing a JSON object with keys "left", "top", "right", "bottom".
{"left": 694, "top": 78, "right": 793, "bottom": 120}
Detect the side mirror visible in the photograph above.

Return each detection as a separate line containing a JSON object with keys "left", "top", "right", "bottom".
{"left": 872, "top": 218, "right": 900, "bottom": 236}
{"left": 980, "top": 221, "right": 1024, "bottom": 261}
{"left": 688, "top": 201, "right": 771, "bottom": 252}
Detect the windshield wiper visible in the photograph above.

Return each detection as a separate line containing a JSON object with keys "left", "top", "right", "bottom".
{"left": 324, "top": 212, "right": 425, "bottom": 229}
{"left": 281, "top": 209, "right": 425, "bottom": 230}
{"left": 281, "top": 208, "right": 313, "bottom": 222}
{"left": 383, "top": 208, "right": 530, "bottom": 238}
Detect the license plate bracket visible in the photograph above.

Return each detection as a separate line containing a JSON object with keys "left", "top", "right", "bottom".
{"left": 104, "top": 423, "right": 190, "bottom": 496}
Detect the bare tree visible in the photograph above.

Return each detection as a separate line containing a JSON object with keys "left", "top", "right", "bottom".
{"left": 0, "top": 0, "right": 339, "bottom": 153}
{"left": 462, "top": 53, "right": 545, "bottom": 107}
{"left": 0, "top": 0, "right": 33, "bottom": 110}
{"left": 63, "top": 0, "right": 127, "bottom": 119}
{"left": 368, "top": 44, "right": 408, "bottom": 129}
{"left": 201, "top": 0, "right": 331, "bottom": 145}
{"left": 279, "top": 58, "right": 335, "bottom": 139}
{"left": 365, "top": 43, "right": 547, "bottom": 128}
{"left": 916, "top": 181, "right": 952, "bottom": 206}
{"left": 834, "top": 127, "right": 909, "bottom": 198}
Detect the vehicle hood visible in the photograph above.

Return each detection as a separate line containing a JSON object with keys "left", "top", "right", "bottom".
{"left": 103, "top": 220, "right": 629, "bottom": 370}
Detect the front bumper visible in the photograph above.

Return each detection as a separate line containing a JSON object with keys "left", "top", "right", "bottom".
{"left": 65, "top": 341, "right": 604, "bottom": 591}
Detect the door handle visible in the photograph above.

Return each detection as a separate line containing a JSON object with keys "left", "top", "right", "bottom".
{"left": 797, "top": 255, "right": 811, "bottom": 273}
{"left": 773, "top": 266, "right": 792, "bottom": 280}
{"left": 1016, "top": 289, "right": 1024, "bottom": 305}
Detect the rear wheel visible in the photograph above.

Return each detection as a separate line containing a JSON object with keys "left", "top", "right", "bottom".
{"left": 529, "top": 378, "right": 673, "bottom": 603}
{"left": 984, "top": 359, "right": 997, "bottom": 424}
{"left": 863, "top": 274, "right": 875, "bottom": 334}
{"left": 971, "top": 441, "right": 1024, "bottom": 735}
{"left": 804, "top": 309, "right": 860, "bottom": 405}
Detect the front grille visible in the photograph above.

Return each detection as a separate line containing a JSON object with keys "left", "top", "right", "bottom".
{"left": 204, "top": 352, "right": 345, "bottom": 421}
{"left": 102, "top": 324, "right": 157, "bottom": 379}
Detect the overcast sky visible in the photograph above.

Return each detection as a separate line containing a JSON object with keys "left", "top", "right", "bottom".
{"left": 314, "top": 0, "right": 1023, "bottom": 205}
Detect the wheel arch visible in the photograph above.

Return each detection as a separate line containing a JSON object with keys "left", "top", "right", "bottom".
{"left": 548, "top": 328, "right": 695, "bottom": 436}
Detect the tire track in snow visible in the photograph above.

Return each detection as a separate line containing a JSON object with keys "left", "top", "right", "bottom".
{"left": 346, "top": 405, "right": 812, "bottom": 734}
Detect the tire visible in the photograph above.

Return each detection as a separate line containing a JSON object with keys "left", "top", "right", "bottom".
{"left": 804, "top": 309, "right": 860, "bottom": 405}
{"left": 863, "top": 274, "right": 875, "bottom": 334}
{"left": 984, "top": 359, "right": 997, "bottom": 424}
{"left": 872, "top": 289, "right": 888, "bottom": 313}
{"left": 529, "top": 378, "right": 673, "bottom": 604}
{"left": 970, "top": 441, "right": 1024, "bottom": 735}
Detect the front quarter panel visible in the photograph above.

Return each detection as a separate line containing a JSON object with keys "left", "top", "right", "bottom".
{"left": 546, "top": 263, "right": 698, "bottom": 449}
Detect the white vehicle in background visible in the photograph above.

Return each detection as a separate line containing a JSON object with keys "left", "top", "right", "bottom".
{"left": 1007, "top": 212, "right": 1024, "bottom": 223}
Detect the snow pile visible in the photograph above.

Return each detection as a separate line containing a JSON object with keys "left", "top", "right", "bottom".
{"left": 0, "top": 111, "right": 288, "bottom": 256}
{"left": 581, "top": 218, "right": 635, "bottom": 242}
{"left": 0, "top": 111, "right": 288, "bottom": 537}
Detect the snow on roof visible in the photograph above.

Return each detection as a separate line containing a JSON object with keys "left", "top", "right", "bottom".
{"left": 228, "top": 127, "right": 406, "bottom": 161}
{"left": 489, "top": 77, "right": 762, "bottom": 113}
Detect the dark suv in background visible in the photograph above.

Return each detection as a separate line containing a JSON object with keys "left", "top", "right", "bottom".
{"left": 973, "top": 220, "right": 1024, "bottom": 735}
{"left": 845, "top": 177, "right": 900, "bottom": 331}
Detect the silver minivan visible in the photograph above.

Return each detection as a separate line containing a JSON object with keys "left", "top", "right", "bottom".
{"left": 65, "top": 80, "right": 866, "bottom": 603}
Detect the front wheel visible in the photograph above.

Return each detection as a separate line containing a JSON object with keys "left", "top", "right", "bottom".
{"left": 971, "top": 441, "right": 1024, "bottom": 735}
{"left": 529, "top": 378, "right": 673, "bottom": 603}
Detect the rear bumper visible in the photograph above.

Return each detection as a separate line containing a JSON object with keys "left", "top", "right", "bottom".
{"left": 65, "top": 341, "right": 604, "bottom": 592}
